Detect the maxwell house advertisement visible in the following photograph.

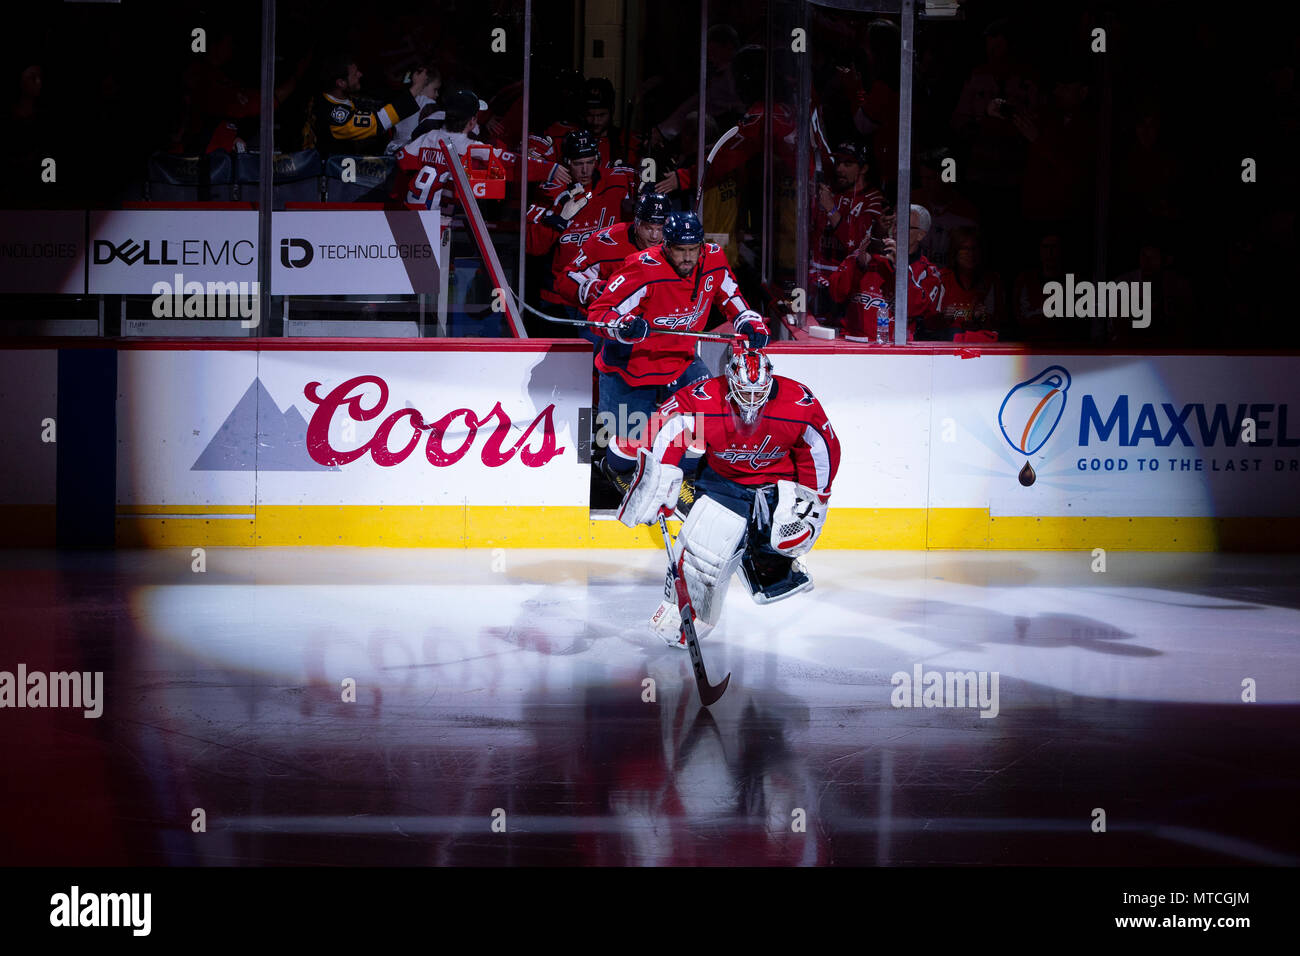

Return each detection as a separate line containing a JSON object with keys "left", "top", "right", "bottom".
{"left": 927, "top": 355, "right": 1300, "bottom": 519}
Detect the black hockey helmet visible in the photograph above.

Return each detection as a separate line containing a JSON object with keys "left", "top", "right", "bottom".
{"left": 562, "top": 129, "right": 600, "bottom": 162}
{"left": 633, "top": 191, "right": 671, "bottom": 224}
{"left": 662, "top": 211, "right": 704, "bottom": 246}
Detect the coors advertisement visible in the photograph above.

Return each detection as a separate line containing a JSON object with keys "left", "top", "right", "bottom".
{"left": 116, "top": 348, "right": 591, "bottom": 508}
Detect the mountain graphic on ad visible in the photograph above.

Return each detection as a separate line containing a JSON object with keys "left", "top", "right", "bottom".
{"left": 193, "top": 378, "right": 339, "bottom": 472}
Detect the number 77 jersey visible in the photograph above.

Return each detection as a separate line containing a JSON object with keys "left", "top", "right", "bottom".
{"left": 649, "top": 374, "right": 841, "bottom": 500}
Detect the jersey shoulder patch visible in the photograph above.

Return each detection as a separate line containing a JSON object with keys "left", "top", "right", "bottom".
{"left": 329, "top": 104, "right": 352, "bottom": 125}
{"left": 638, "top": 251, "right": 659, "bottom": 266}
{"left": 705, "top": 242, "right": 720, "bottom": 254}
{"left": 690, "top": 380, "right": 713, "bottom": 401}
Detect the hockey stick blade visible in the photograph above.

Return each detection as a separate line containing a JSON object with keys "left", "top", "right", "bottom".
{"left": 695, "top": 125, "right": 741, "bottom": 218}
{"left": 659, "top": 515, "right": 731, "bottom": 706}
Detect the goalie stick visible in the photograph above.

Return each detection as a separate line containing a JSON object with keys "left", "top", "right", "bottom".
{"left": 658, "top": 513, "right": 731, "bottom": 707}
{"left": 694, "top": 125, "right": 741, "bottom": 218}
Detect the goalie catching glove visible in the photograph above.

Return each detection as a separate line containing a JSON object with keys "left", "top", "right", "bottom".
{"left": 617, "top": 447, "right": 683, "bottom": 527}
{"left": 770, "top": 480, "right": 828, "bottom": 557}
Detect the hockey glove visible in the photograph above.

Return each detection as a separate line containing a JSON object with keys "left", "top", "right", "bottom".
{"left": 541, "top": 182, "right": 591, "bottom": 231}
{"left": 735, "top": 310, "right": 771, "bottom": 350}
{"left": 577, "top": 275, "right": 607, "bottom": 306}
{"left": 770, "top": 480, "right": 828, "bottom": 558}
{"left": 613, "top": 315, "right": 649, "bottom": 344}
{"left": 617, "top": 447, "right": 684, "bottom": 527}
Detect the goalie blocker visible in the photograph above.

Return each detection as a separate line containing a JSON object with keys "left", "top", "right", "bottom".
{"left": 618, "top": 348, "right": 841, "bottom": 646}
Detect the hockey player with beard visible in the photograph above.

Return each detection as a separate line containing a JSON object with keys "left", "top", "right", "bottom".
{"left": 616, "top": 348, "right": 841, "bottom": 645}
{"left": 586, "top": 210, "right": 770, "bottom": 491}
{"left": 525, "top": 129, "right": 637, "bottom": 336}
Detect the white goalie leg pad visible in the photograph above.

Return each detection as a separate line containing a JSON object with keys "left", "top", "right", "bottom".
{"left": 770, "top": 480, "right": 828, "bottom": 558}
{"left": 618, "top": 448, "right": 683, "bottom": 527}
{"left": 677, "top": 495, "right": 748, "bottom": 627}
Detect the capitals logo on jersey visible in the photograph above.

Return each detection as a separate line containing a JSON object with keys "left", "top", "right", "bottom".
{"left": 851, "top": 293, "right": 890, "bottom": 313}
{"left": 716, "top": 434, "right": 786, "bottom": 471}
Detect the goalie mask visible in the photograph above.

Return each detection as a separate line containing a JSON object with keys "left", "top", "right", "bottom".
{"left": 725, "top": 349, "right": 774, "bottom": 425}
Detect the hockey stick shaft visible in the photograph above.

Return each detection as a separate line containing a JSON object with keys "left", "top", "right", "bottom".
{"left": 694, "top": 125, "right": 741, "bottom": 218}
{"left": 658, "top": 514, "right": 730, "bottom": 707}
{"left": 519, "top": 299, "right": 741, "bottom": 342}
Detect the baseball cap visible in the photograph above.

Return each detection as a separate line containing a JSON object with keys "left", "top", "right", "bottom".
{"left": 831, "top": 140, "right": 869, "bottom": 164}
{"left": 441, "top": 87, "right": 488, "bottom": 119}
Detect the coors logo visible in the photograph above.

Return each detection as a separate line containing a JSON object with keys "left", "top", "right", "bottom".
{"left": 304, "top": 374, "right": 564, "bottom": 468}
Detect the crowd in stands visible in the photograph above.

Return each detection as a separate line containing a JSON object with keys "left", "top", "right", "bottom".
{"left": 3, "top": 0, "right": 1295, "bottom": 345}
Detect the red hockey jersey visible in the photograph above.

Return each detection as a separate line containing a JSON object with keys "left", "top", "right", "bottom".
{"left": 526, "top": 167, "right": 636, "bottom": 305}
{"left": 828, "top": 251, "right": 944, "bottom": 341}
{"left": 649, "top": 374, "right": 841, "bottom": 500}
{"left": 810, "top": 186, "right": 884, "bottom": 276}
{"left": 552, "top": 221, "right": 645, "bottom": 308}
{"left": 396, "top": 128, "right": 558, "bottom": 211}
{"left": 588, "top": 242, "right": 755, "bottom": 387}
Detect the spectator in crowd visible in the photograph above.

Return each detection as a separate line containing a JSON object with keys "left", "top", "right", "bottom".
{"left": 1016, "top": 58, "right": 1096, "bottom": 239}
{"left": 395, "top": 87, "right": 562, "bottom": 214}
{"left": 949, "top": 18, "right": 1039, "bottom": 275}
{"left": 1010, "top": 230, "right": 1067, "bottom": 341}
{"left": 937, "top": 226, "right": 1004, "bottom": 340}
{"left": 1113, "top": 105, "right": 1180, "bottom": 239}
{"left": 650, "top": 24, "right": 746, "bottom": 145}
{"left": 827, "top": 204, "right": 944, "bottom": 342}
{"left": 385, "top": 62, "right": 442, "bottom": 156}
{"left": 810, "top": 139, "right": 884, "bottom": 316}
{"left": 524, "top": 130, "right": 636, "bottom": 337}
{"left": 2, "top": 61, "right": 48, "bottom": 206}
{"left": 183, "top": 29, "right": 306, "bottom": 154}
{"left": 1108, "top": 235, "right": 1197, "bottom": 345}
{"left": 303, "top": 53, "right": 421, "bottom": 157}
{"left": 910, "top": 148, "right": 980, "bottom": 268}
{"left": 581, "top": 77, "right": 641, "bottom": 170}
{"left": 850, "top": 19, "right": 902, "bottom": 183}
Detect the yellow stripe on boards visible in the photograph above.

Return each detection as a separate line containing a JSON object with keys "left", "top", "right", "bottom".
{"left": 105, "top": 505, "right": 1300, "bottom": 551}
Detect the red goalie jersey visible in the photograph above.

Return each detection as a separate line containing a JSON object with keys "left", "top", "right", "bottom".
{"left": 648, "top": 374, "right": 841, "bottom": 500}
